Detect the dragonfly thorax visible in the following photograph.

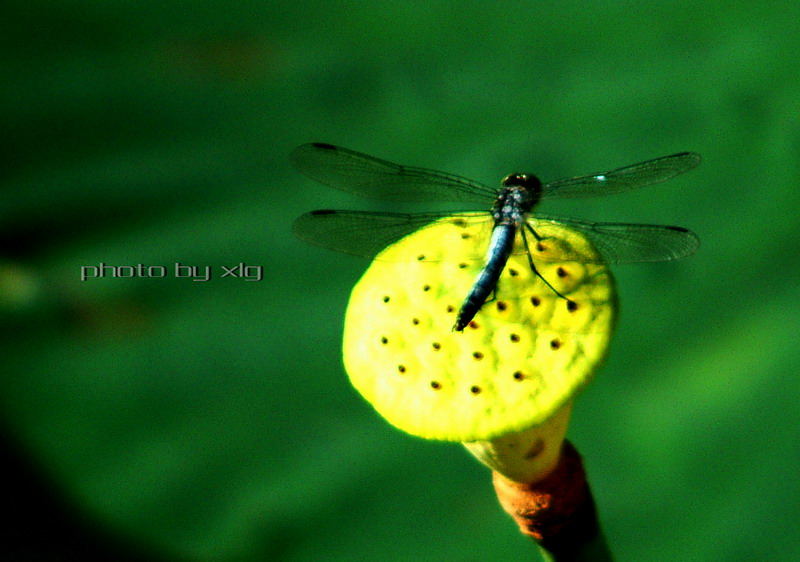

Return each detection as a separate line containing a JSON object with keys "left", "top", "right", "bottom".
{"left": 493, "top": 174, "right": 542, "bottom": 225}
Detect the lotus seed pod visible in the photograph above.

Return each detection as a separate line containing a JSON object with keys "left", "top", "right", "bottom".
{"left": 342, "top": 216, "right": 617, "bottom": 442}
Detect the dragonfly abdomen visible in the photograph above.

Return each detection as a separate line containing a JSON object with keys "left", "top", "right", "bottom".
{"left": 454, "top": 224, "right": 516, "bottom": 331}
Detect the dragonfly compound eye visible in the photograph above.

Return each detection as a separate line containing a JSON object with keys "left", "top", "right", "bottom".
{"left": 501, "top": 173, "right": 542, "bottom": 191}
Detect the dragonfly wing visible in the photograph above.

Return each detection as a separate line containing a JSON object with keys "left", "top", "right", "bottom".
{"left": 293, "top": 210, "right": 491, "bottom": 259}
{"left": 527, "top": 215, "right": 700, "bottom": 263}
{"left": 541, "top": 152, "right": 701, "bottom": 199}
{"left": 291, "top": 143, "right": 497, "bottom": 204}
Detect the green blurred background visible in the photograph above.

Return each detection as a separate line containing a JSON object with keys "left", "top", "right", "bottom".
{"left": 2, "top": 1, "right": 798, "bottom": 560}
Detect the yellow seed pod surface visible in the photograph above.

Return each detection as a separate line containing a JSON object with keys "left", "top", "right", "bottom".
{"left": 343, "top": 216, "right": 617, "bottom": 442}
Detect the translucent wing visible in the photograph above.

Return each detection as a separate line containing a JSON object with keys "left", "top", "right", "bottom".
{"left": 293, "top": 210, "right": 491, "bottom": 259}
{"left": 290, "top": 143, "right": 497, "bottom": 204}
{"left": 527, "top": 215, "right": 700, "bottom": 263}
{"left": 541, "top": 152, "right": 700, "bottom": 199}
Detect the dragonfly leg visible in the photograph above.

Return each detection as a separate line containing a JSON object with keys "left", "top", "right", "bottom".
{"left": 522, "top": 225, "right": 575, "bottom": 305}
{"left": 526, "top": 223, "right": 544, "bottom": 241}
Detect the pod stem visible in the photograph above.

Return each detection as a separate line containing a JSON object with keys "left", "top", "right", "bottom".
{"left": 492, "top": 440, "right": 612, "bottom": 561}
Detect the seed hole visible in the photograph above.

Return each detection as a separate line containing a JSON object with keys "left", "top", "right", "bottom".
{"left": 381, "top": 337, "right": 388, "bottom": 344}
{"left": 412, "top": 318, "right": 420, "bottom": 325}
{"left": 536, "top": 242, "right": 546, "bottom": 252}
{"left": 530, "top": 296, "right": 541, "bottom": 307}
{"left": 472, "top": 351, "right": 484, "bottom": 360}
{"left": 432, "top": 342, "right": 441, "bottom": 350}
{"left": 496, "top": 301, "right": 507, "bottom": 311}
{"left": 556, "top": 267, "right": 568, "bottom": 278}
{"left": 383, "top": 296, "right": 390, "bottom": 303}
{"left": 422, "top": 284, "right": 431, "bottom": 292}
{"left": 513, "top": 371, "right": 525, "bottom": 380}
{"left": 566, "top": 300, "right": 578, "bottom": 312}
{"left": 453, "top": 218, "right": 467, "bottom": 227}
{"left": 430, "top": 381, "right": 441, "bottom": 390}
{"left": 398, "top": 365, "right": 406, "bottom": 373}
{"left": 461, "top": 232, "right": 470, "bottom": 239}
{"left": 508, "top": 268, "right": 519, "bottom": 277}
{"left": 458, "top": 262, "right": 468, "bottom": 269}
{"left": 550, "top": 339, "right": 562, "bottom": 350}
{"left": 470, "top": 385, "right": 482, "bottom": 395}
{"left": 446, "top": 305, "right": 455, "bottom": 313}
{"left": 510, "top": 333, "right": 520, "bottom": 342}
{"left": 416, "top": 254, "right": 426, "bottom": 261}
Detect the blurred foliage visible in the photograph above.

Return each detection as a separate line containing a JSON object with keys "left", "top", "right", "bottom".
{"left": 1, "top": 1, "right": 799, "bottom": 560}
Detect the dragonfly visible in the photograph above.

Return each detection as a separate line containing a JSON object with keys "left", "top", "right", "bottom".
{"left": 292, "top": 143, "right": 700, "bottom": 331}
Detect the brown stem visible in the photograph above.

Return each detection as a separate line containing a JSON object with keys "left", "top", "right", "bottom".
{"left": 492, "top": 441, "right": 612, "bottom": 561}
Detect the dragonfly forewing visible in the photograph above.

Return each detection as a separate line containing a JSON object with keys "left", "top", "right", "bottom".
{"left": 541, "top": 152, "right": 701, "bottom": 199}
{"left": 291, "top": 143, "right": 497, "bottom": 204}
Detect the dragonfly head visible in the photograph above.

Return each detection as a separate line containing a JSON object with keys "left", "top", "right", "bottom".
{"left": 500, "top": 173, "right": 543, "bottom": 209}
{"left": 501, "top": 173, "right": 542, "bottom": 191}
